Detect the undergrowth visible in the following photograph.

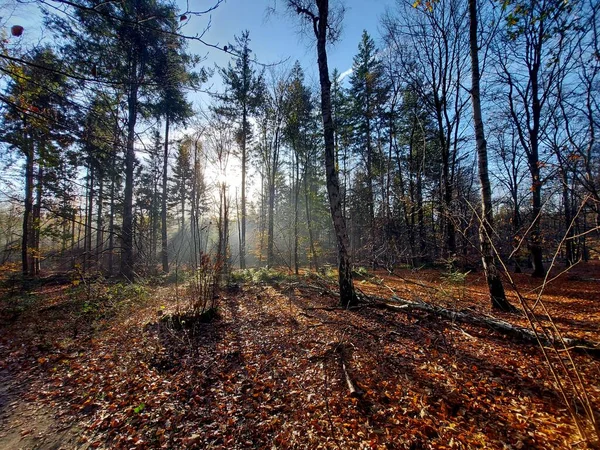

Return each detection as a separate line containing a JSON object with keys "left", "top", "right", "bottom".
{"left": 230, "top": 267, "right": 295, "bottom": 284}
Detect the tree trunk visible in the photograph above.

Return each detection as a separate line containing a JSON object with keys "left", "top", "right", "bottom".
{"left": 259, "top": 172, "right": 265, "bottom": 263}
{"left": 366, "top": 116, "right": 375, "bottom": 268}
{"left": 190, "top": 143, "right": 199, "bottom": 268}
{"left": 294, "top": 150, "right": 300, "bottom": 275}
{"left": 374, "top": 297, "right": 600, "bottom": 356}
{"left": 315, "top": 0, "right": 357, "bottom": 308}
{"left": 161, "top": 115, "right": 170, "bottom": 273}
{"left": 108, "top": 167, "right": 116, "bottom": 276}
{"left": 71, "top": 207, "right": 76, "bottom": 269}
{"left": 32, "top": 164, "right": 43, "bottom": 276}
{"left": 267, "top": 126, "right": 280, "bottom": 268}
{"left": 84, "top": 164, "right": 94, "bottom": 274}
{"left": 469, "top": 0, "right": 513, "bottom": 312}
{"left": 180, "top": 181, "right": 185, "bottom": 233}
{"left": 121, "top": 71, "right": 138, "bottom": 280}
{"left": 150, "top": 166, "right": 158, "bottom": 267}
{"left": 22, "top": 130, "right": 34, "bottom": 277}
{"left": 218, "top": 185, "right": 225, "bottom": 271}
{"left": 240, "top": 106, "right": 248, "bottom": 270}
{"left": 560, "top": 167, "right": 575, "bottom": 266}
{"left": 529, "top": 162, "right": 545, "bottom": 277}
{"left": 304, "top": 155, "right": 318, "bottom": 271}
{"left": 267, "top": 173, "right": 275, "bottom": 267}
{"left": 96, "top": 170, "right": 104, "bottom": 268}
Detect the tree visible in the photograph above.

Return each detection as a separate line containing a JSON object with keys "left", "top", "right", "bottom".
{"left": 348, "top": 30, "right": 389, "bottom": 266}
{"left": 468, "top": 0, "right": 513, "bottom": 311}
{"left": 214, "top": 30, "right": 265, "bottom": 270}
{"left": 382, "top": 0, "right": 470, "bottom": 260}
{"left": 51, "top": 0, "right": 186, "bottom": 279}
{"left": 133, "top": 128, "right": 159, "bottom": 272}
{"left": 287, "top": 0, "right": 357, "bottom": 307}
{"left": 392, "top": 86, "right": 439, "bottom": 266}
{"left": 206, "top": 113, "right": 235, "bottom": 277}
{"left": 0, "top": 46, "right": 75, "bottom": 277}
{"left": 494, "top": 0, "right": 576, "bottom": 277}
{"left": 170, "top": 138, "right": 192, "bottom": 233}
{"left": 283, "top": 62, "right": 318, "bottom": 272}
{"left": 189, "top": 131, "right": 207, "bottom": 270}
{"left": 555, "top": 0, "right": 600, "bottom": 255}
{"left": 255, "top": 68, "right": 287, "bottom": 268}
{"left": 153, "top": 22, "right": 199, "bottom": 274}
{"left": 489, "top": 122, "right": 528, "bottom": 272}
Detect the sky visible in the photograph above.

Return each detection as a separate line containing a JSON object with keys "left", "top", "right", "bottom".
{"left": 179, "top": 0, "right": 393, "bottom": 109}
{"left": 173, "top": 0, "right": 395, "bottom": 187}
{"left": 3, "top": 0, "right": 394, "bottom": 104}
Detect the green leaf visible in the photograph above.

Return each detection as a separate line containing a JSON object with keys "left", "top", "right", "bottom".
{"left": 134, "top": 403, "right": 145, "bottom": 414}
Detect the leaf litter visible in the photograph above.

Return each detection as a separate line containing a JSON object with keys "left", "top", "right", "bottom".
{"left": 0, "top": 264, "right": 599, "bottom": 449}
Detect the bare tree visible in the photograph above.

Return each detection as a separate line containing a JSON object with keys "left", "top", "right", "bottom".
{"left": 285, "top": 0, "right": 357, "bottom": 307}
{"left": 468, "top": 0, "right": 513, "bottom": 311}
{"left": 382, "top": 0, "right": 470, "bottom": 260}
{"left": 493, "top": 0, "right": 577, "bottom": 277}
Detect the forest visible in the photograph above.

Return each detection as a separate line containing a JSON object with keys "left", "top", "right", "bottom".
{"left": 0, "top": 0, "right": 599, "bottom": 448}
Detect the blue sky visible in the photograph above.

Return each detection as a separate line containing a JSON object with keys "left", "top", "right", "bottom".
{"left": 181, "top": 0, "right": 393, "bottom": 107}
{"left": 5, "top": 0, "right": 392, "bottom": 96}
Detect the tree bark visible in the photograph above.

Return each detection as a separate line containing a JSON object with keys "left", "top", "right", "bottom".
{"left": 469, "top": 0, "right": 514, "bottom": 312}
{"left": 22, "top": 128, "right": 34, "bottom": 277}
{"left": 161, "top": 115, "right": 170, "bottom": 273}
{"left": 304, "top": 155, "right": 318, "bottom": 271}
{"left": 314, "top": 0, "right": 357, "bottom": 307}
{"left": 240, "top": 105, "right": 248, "bottom": 270}
{"left": 529, "top": 161, "right": 545, "bottom": 277}
{"left": 96, "top": 169, "right": 104, "bottom": 268}
{"left": 121, "top": 65, "right": 138, "bottom": 280}
{"left": 84, "top": 164, "right": 94, "bottom": 274}
{"left": 33, "top": 165, "right": 43, "bottom": 276}
{"left": 267, "top": 173, "right": 275, "bottom": 267}
{"left": 294, "top": 150, "right": 300, "bottom": 275}
{"left": 374, "top": 297, "right": 599, "bottom": 356}
{"left": 108, "top": 166, "right": 116, "bottom": 276}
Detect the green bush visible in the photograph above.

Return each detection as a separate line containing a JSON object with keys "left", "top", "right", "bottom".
{"left": 162, "top": 269, "right": 192, "bottom": 285}
{"left": 230, "top": 267, "right": 293, "bottom": 284}
{"left": 69, "top": 279, "right": 148, "bottom": 320}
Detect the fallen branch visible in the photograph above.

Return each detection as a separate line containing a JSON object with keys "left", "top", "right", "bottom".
{"left": 303, "top": 306, "right": 345, "bottom": 311}
{"left": 369, "top": 296, "right": 600, "bottom": 357}
{"left": 341, "top": 360, "right": 361, "bottom": 397}
{"left": 335, "top": 345, "right": 362, "bottom": 398}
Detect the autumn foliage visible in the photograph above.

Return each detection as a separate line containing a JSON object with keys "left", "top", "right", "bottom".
{"left": 1, "top": 262, "right": 599, "bottom": 449}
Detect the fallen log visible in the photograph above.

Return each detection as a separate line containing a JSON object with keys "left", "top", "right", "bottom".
{"left": 341, "top": 360, "right": 361, "bottom": 397}
{"left": 335, "top": 345, "right": 363, "bottom": 398}
{"left": 368, "top": 296, "right": 600, "bottom": 357}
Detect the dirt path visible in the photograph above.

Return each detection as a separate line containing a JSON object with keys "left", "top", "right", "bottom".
{"left": 0, "top": 370, "right": 82, "bottom": 450}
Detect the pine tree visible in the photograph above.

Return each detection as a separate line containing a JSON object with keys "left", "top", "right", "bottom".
{"left": 1, "top": 46, "right": 75, "bottom": 277}
{"left": 152, "top": 23, "right": 200, "bottom": 273}
{"left": 283, "top": 62, "right": 315, "bottom": 273}
{"left": 348, "top": 31, "right": 389, "bottom": 266}
{"left": 50, "top": 0, "right": 186, "bottom": 279}
{"left": 213, "top": 30, "right": 265, "bottom": 269}
{"left": 170, "top": 138, "right": 192, "bottom": 233}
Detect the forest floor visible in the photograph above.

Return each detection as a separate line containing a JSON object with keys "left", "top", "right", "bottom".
{"left": 0, "top": 262, "right": 599, "bottom": 449}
